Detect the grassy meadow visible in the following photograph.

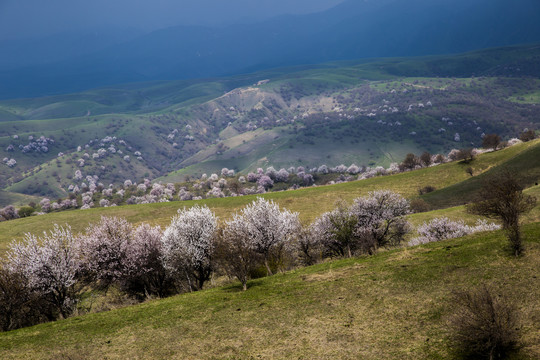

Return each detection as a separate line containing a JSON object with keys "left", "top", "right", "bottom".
{"left": 0, "top": 128, "right": 539, "bottom": 359}
{"left": 0, "top": 223, "right": 538, "bottom": 359}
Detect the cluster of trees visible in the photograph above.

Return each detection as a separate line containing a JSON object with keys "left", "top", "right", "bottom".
{"left": 5, "top": 129, "right": 536, "bottom": 222}
{"left": 0, "top": 193, "right": 414, "bottom": 330}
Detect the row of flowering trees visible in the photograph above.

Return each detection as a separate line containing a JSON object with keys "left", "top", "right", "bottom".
{"left": 0, "top": 192, "right": 501, "bottom": 331}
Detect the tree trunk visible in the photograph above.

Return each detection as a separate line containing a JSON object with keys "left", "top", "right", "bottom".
{"left": 264, "top": 257, "right": 273, "bottom": 276}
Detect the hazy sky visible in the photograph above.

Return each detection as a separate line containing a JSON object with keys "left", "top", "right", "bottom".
{"left": 0, "top": 0, "right": 345, "bottom": 40}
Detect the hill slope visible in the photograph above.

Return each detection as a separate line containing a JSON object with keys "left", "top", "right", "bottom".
{"left": 1, "top": 223, "right": 538, "bottom": 359}
{"left": 1, "top": 139, "right": 539, "bottom": 252}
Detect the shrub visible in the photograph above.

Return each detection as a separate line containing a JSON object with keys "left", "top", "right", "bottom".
{"left": 449, "top": 286, "right": 520, "bottom": 359}
{"left": 418, "top": 185, "right": 436, "bottom": 195}
{"left": 409, "top": 218, "right": 500, "bottom": 246}
{"left": 410, "top": 198, "right": 430, "bottom": 213}
{"left": 18, "top": 206, "right": 34, "bottom": 218}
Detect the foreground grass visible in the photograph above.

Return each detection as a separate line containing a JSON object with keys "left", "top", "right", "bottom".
{"left": 1, "top": 224, "right": 539, "bottom": 359}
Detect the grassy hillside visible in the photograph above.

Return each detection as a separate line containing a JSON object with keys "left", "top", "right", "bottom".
{"left": 1, "top": 139, "right": 539, "bottom": 253}
{"left": 422, "top": 139, "right": 540, "bottom": 208}
{"left": 0, "top": 190, "right": 39, "bottom": 207}
{"left": 1, "top": 222, "right": 538, "bottom": 359}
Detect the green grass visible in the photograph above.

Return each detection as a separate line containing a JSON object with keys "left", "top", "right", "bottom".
{"left": 1, "top": 222, "right": 539, "bottom": 359}
{"left": 0, "top": 190, "right": 39, "bottom": 208}
{"left": 422, "top": 140, "right": 540, "bottom": 208}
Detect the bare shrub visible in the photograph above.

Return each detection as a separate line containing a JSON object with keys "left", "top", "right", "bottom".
{"left": 449, "top": 286, "right": 520, "bottom": 360}
{"left": 410, "top": 198, "right": 430, "bottom": 213}
{"left": 418, "top": 185, "right": 436, "bottom": 195}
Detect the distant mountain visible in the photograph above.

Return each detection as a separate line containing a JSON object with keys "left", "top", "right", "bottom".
{"left": 1, "top": 0, "right": 540, "bottom": 99}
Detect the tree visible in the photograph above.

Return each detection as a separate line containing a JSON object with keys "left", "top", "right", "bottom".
{"left": 0, "top": 205, "right": 18, "bottom": 220}
{"left": 161, "top": 205, "right": 218, "bottom": 291}
{"left": 123, "top": 223, "right": 169, "bottom": 298}
{"left": 6, "top": 225, "right": 80, "bottom": 318}
{"left": 0, "top": 265, "right": 49, "bottom": 331}
{"left": 79, "top": 217, "right": 133, "bottom": 289}
{"left": 230, "top": 198, "right": 300, "bottom": 276}
{"left": 312, "top": 201, "right": 359, "bottom": 258}
{"left": 350, "top": 190, "right": 410, "bottom": 250}
{"left": 313, "top": 191, "right": 410, "bottom": 257}
{"left": 420, "top": 151, "right": 432, "bottom": 167}
{"left": 519, "top": 129, "right": 535, "bottom": 142}
{"left": 456, "top": 148, "right": 475, "bottom": 163}
{"left": 217, "top": 222, "right": 261, "bottom": 291}
{"left": 468, "top": 171, "right": 536, "bottom": 256}
{"left": 294, "top": 226, "right": 322, "bottom": 266}
{"left": 18, "top": 206, "right": 34, "bottom": 218}
{"left": 257, "top": 175, "right": 274, "bottom": 190}
{"left": 400, "top": 153, "right": 418, "bottom": 171}
{"left": 483, "top": 134, "right": 502, "bottom": 151}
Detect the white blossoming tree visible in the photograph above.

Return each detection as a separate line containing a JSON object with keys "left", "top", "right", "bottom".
{"left": 312, "top": 191, "right": 410, "bottom": 257}
{"left": 229, "top": 198, "right": 300, "bottom": 275}
{"left": 161, "top": 205, "right": 218, "bottom": 291}
{"left": 349, "top": 190, "right": 410, "bottom": 249}
{"left": 78, "top": 217, "right": 133, "bottom": 289}
{"left": 6, "top": 225, "right": 80, "bottom": 318}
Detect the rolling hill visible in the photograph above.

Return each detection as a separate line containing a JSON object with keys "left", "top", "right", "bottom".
{"left": 1, "top": 138, "right": 539, "bottom": 252}
{"left": 0, "top": 44, "right": 539, "bottom": 204}
{"left": 0, "top": 221, "right": 538, "bottom": 359}
{"left": 0, "top": 127, "right": 539, "bottom": 359}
